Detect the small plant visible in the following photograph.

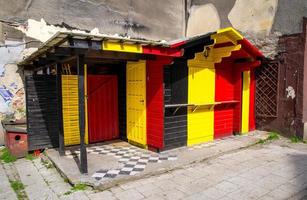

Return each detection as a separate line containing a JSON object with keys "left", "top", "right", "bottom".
{"left": 290, "top": 136, "right": 301, "bottom": 143}
{"left": 10, "top": 180, "right": 26, "bottom": 199}
{"left": 0, "top": 148, "right": 17, "bottom": 163}
{"left": 256, "top": 132, "right": 279, "bottom": 145}
{"left": 25, "top": 153, "right": 37, "bottom": 161}
{"left": 257, "top": 139, "right": 266, "bottom": 144}
{"left": 267, "top": 132, "right": 279, "bottom": 140}
{"left": 41, "top": 159, "right": 53, "bottom": 169}
{"left": 71, "top": 183, "right": 87, "bottom": 191}
{"left": 64, "top": 183, "right": 87, "bottom": 195}
{"left": 64, "top": 191, "right": 72, "bottom": 195}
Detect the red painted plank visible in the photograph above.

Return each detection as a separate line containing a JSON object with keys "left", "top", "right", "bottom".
{"left": 142, "top": 46, "right": 182, "bottom": 57}
{"left": 214, "top": 61, "right": 239, "bottom": 139}
{"left": 88, "top": 75, "right": 119, "bottom": 143}
{"left": 233, "top": 69, "right": 242, "bottom": 133}
{"left": 146, "top": 58, "right": 172, "bottom": 150}
{"left": 249, "top": 69, "right": 256, "bottom": 131}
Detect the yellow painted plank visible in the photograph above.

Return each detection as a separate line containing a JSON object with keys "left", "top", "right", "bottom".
{"left": 126, "top": 60, "right": 147, "bottom": 146}
{"left": 62, "top": 75, "right": 88, "bottom": 146}
{"left": 241, "top": 70, "right": 250, "bottom": 134}
{"left": 187, "top": 66, "right": 215, "bottom": 146}
{"left": 102, "top": 41, "right": 142, "bottom": 53}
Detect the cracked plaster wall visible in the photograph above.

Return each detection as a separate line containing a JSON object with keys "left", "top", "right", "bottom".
{"left": 0, "top": 0, "right": 184, "bottom": 120}
{"left": 0, "top": 0, "right": 306, "bottom": 121}
{"left": 187, "top": 0, "right": 307, "bottom": 58}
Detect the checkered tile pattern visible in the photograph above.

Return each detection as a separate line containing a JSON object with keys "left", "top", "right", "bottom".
{"left": 65, "top": 145, "right": 144, "bottom": 159}
{"left": 92, "top": 153, "right": 177, "bottom": 181}
{"left": 188, "top": 135, "right": 237, "bottom": 150}
{"left": 64, "top": 144, "right": 177, "bottom": 181}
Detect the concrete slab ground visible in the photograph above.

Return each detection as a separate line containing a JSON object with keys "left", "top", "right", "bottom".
{"left": 46, "top": 131, "right": 269, "bottom": 190}
{"left": 2, "top": 132, "right": 307, "bottom": 199}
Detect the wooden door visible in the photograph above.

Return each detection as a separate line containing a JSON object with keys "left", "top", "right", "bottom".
{"left": 88, "top": 75, "right": 119, "bottom": 143}
{"left": 126, "top": 61, "right": 147, "bottom": 146}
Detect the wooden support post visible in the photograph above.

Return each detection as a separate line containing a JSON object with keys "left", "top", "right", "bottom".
{"left": 77, "top": 55, "right": 88, "bottom": 174}
{"left": 56, "top": 63, "right": 65, "bottom": 156}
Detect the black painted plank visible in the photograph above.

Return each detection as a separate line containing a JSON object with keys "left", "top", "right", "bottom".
{"left": 26, "top": 75, "right": 59, "bottom": 151}
{"left": 163, "top": 60, "right": 188, "bottom": 150}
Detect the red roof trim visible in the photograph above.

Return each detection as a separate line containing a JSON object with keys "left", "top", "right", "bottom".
{"left": 142, "top": 46, "right": 183, "bottom": 57}
{"left": 238, "top": 38, "right": 264, "bottom": 58}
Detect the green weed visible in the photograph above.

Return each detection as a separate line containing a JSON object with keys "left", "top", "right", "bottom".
{"left": 0, "top": 148, "right": 17, "bottom": 163}
{"left": 71, "top": 183, "right": 87, "bottom": 191}
{"left": 25, "top": 154, "right": 37, "bottom": 161}
{"left": 10, "top": 180, "right": 25, "bottom": 200}
{"left": 290, "top": 135, "right": 306, "bottom": 143}
{"left": 267, "top": 132, "right": 279, "bottom": 140}
{"left": 64, "top": 183, "right": 87, "bottom": 196}
{"left": 256, "top": 132, "right": 279, "bottom": 145}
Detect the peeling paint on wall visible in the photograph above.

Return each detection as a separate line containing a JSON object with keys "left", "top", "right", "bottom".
{"left": 228, "top": 0, "right": 279, "bottom": 35}
{"left": 0, "top": 40, "right": 25, "bottom": 75}
{"left": 186, "top": 4, "right": 221, "bottom": 37}
{"left": 286, "top": 86, "right": 296, "bottom": 99}
{"left": 17, "top": 19, "right": 101, "bottom": 42}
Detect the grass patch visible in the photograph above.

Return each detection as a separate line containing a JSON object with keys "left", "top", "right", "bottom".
{"left": 256, "top": 132, "right": 280, "bottom": 145}
{"left": 0, "top": 148, "right": 17, "bottom": 163}
{"left": 72, "top": 183, "right": 87, "bottom": 191}
{"left": 64, "top": 191, "right": 72, "bottom": 195}
{"left": 10, "top": 180, "right": 25, "bottom": 199}
{"left": 41, "top": 159, "right": 53, "bottom": 169}
{"left": 64, "top": 183, "right": 87, "bottom": 195}
{"left": 290, "top": 135, "right": 306, "bottom": 143}
{"left": 267, "top": 132, "right": 279, "bottom": 140}
{"left": 25, "top": 153, "right": 37, "bottom": 161}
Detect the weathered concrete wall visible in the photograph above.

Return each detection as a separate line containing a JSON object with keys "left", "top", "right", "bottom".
{"left": 0, "top": 0, "right": 184, "bottom": 40}
{"left": 0, "top": 0, "right": 185, "bottom": 121}
{"left": 0, "top": 0, "right": 306, "bottom": 124}
{"left": 187, "top": 0, "right": 307, "bottom": 58}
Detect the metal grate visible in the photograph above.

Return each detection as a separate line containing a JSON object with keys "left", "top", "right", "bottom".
{"left": 255, "top": 60, "right": 279, "bottom": 118}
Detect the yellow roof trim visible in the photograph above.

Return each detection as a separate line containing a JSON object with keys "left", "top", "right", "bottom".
{"left": 211, "top": 27, "right": 243, "bottom": 44}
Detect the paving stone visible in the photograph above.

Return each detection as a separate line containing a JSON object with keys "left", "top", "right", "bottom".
{"left": 0, "top": 164, "right": 17, "bottom": 200}
{"left": 135, "top": 182, "right": 163, "bottom": 197}
{"left": 15, "top": 159, "right": 59, "bottom": 200}
{"left": 114, "top": 188, "right": 144, "bottom": 200}
{"left": 160, "top": 188, "right": 186, "bottom": 200}
{"left": 88, "top": 191, "right": 117, "bottom": 200}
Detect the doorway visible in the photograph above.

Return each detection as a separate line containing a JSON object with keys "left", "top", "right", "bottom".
{"left": 87, "top": 75, "right": 119, "bottom": 143}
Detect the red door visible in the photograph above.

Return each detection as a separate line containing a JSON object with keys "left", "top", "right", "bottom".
{"left": 88, "top": 75, "right": 119, "bottom": 143}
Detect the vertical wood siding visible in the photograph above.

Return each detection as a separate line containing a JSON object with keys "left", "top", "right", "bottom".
{"left": 88, "top": 75, "right": 119, "bottom": 143}
{"left": 163, "top": 60, "right": 188, "bottom": 150}
{"left": 214, "top": 65, "right": 237, "bottom": 139}
{"left": 26, "top": 75, "right": 59, "bottom": 151}
{"left": 187, "top": 66, "right": 215, "bottom": 145}
{"left": 62, "top": 75, "right": 88, "bottom": 146}
{"left": 126, "top": 61, "right": 147, "bottom": 146}
{"left": 241, "top": 70, "right": 251, "bottom": 133}
{"left": 146, "top": 60, "right": 165, "bottom": 149}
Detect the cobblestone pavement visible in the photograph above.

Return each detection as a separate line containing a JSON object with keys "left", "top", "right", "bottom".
{"left": 1, "top": 138, "right": 307, "bottom": 200}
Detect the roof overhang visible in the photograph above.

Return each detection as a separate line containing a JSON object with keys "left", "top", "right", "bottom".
{"left": 19, "top": 32, "right": 183, "bottom": 67}
{"left": 18, "top": 28, "right": 263, "bottom": 69}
